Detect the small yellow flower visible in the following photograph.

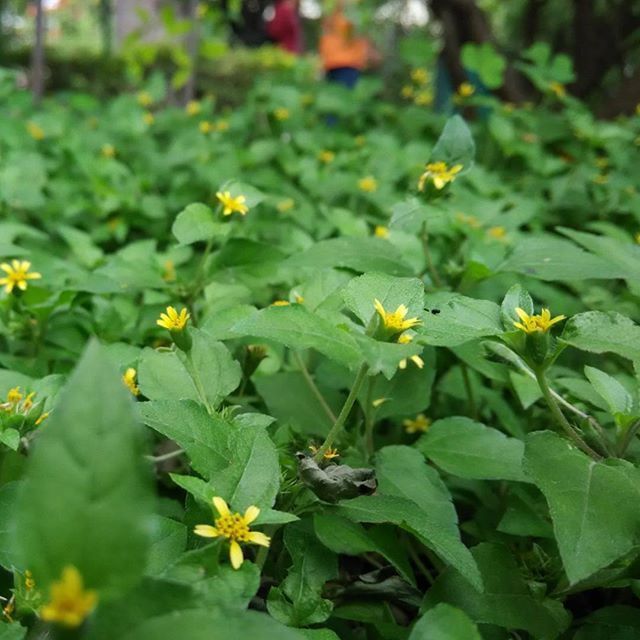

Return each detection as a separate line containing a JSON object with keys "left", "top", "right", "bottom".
{"left": 35, "top": 411, "right": 50, "bottom": 426}
{"left": 199, "top": 120, "right": 213, "bottom": 134}
{"left": 318, "top": 150, "right": 335, "bottom": 164}
{"left": 6, "top": 387, "right": 23, "bottom": 404}
{"left": 0, "top": 260, "right": 42, "bottom": 294}
{"left": 163, "top": 259, "right": 176, "bottom": 282}
{"left": 403, "top": 414, "right": 431, "bottom": 434}
{"left": 374, "top": 299, "right": 421, "bottom": 336}
{"left": 137, "top": 91, "right": 153, "bottom": 107}
{"left": 25, "top": 570, "right": 35, "bottom": 591}
{"left": 27, "top": 121, "right": 45, "bottom": 140}
{"left": 122, "top": 368, "right": 140, "bottom": 397}
{"left": 487, "top": 225, "right": 507, "bottom": 240}
{"left": 274, "top": 107, "right": 290, "bottom": 121}
{"left": 549, "top": 81, "right": 566, "bottom": 98}
{"left": 216, "top": 191, "right": 249, "bottom": 216}
{"left": 40, "top": 566, "right": 97, "bottom": 628}
{"left": 277, "top": 198, "right": 295, "bottom": 213}
{"left": 215, "top": 119, "right": 230, "bottom": 132}
{"left": 513, "top": 307, "right": 566, "bottom": 334}
{"left": 414, "top": 90, "right": 434, "bottom": 106}
{"left": 271, "top": 300, "right": 290, "bottom": 307}
{"left": 401, "top": 85, "right": 415, "bottom": 99}
{"left": 294, "top": 293, "right": 304, "bottom": 304}
{"left": 194, "top": 496, "right": 270, "bottom": 570}
{"left": 143, "top": 112, "right": 155, "bottom": 126}
{"left": 186, "top": 100, "right": 201, "bottom": 116}
{"left": 157, "top": 306, "right": 190, "bottom": 331}
{"left": 410, "top": 68, "right": 429, "bottom": 85}
{"left": 374, "top": 225, "right": 389, "bottom": 239}
{"left": 418, "top": 162, "right": 463, "bottom": 191}
{"left": 101, "top": 144, "right": 115, "bottom": 158}
{"left": 358, "top": 176, "right": 378, "bottom": 193}
{"left": 22, "top": 392, "right": 36, "bottom": 411}
{"left": 309, "top": 444, "right": 340, "bottom": 460}
{"left": 397, "top": 333, "right": 424, "bottom": 369}
{"left": 457, "top": 82, "right": 475, "bottom": 98}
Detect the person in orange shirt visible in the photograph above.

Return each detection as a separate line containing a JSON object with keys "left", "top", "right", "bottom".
{"left": 319, "top": 1, "right": 378, "bottom": 88}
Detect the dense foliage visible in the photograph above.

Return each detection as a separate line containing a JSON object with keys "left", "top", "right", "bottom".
{"left": 1, "top": 55, "right": 640, "bottom": 639}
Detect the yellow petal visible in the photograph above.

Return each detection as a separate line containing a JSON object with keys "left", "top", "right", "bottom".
{"left": 0, "top": 263, "right": 11, "bottom": 274}
{"left": 194, "top": 524, "right": 219, "bottom": 538}
{"left": 243, "top": 505, "right": 260, "bottom": 525}
{"left": 373, "top": 298, "right": 386, "bottom": 318}
{"left": 247, "top": 531, "right": 271, "bottom": 547}
{"left": 411, "top": 355, "right": 425, "bottom": 368}
{"left": 229, "top": 540, "right": 244, "bottom": 569}
{"left": 515, "top": 307, "right": 529, "bottom": 322}
{"left": 212, "top": 496, "right": 230, "bottom": 517}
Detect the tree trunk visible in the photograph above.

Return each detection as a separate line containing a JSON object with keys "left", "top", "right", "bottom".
{"left": 182, "top": 0, "right": 200, "bottom": 104}
{"left": 30, "top": 0, "right": 46, "bottom": 104}
{"left": 99, "top": 0, "right": 113, "bottom": 57}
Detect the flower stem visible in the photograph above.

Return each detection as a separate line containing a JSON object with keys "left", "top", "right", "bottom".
{"left": 314, "top": 363, "right": 369, "bottom": 462}
{"left": 293, "top": 351, "right": 337, "bottom": 424}
{"left": 534, "top": 369, "right": 601, "bottom": 460}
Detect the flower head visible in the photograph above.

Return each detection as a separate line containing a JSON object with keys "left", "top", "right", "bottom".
{"left": 137, "top": 91, "right": 153, "bottom": 107}
{"left": 513, "top": 307, "right": 566, "bottom": 334}
{"left": 122, "top": 368, "right": 140, "bottom": 396}
{"left": 186, "top": 100, "right": 201, "bottom": 116}
{"left": 101, "top": 144, "right": 115, "bottom": 158}
{"left": 157, "top": 306, "right": 190, "bottom": 331}
{"left": 274, "top": 107, "right": 290, "bottom": 121}
{"left": 143, "top": 112, "right": 155, "bottom": 126}
{"left": 374, "top": 299, "right": 421, "bottom": 337}
{"left": 397, "top": 333, "right": 424, "bottom": 369}
{"left": 401, "top": 85, "right": 415, "bottom": 99}
{"left": 418, "top": 161, "right": 463, "bottom": 191}
{"left": 40, "top": 566, "right": 97, "bottom": 628}
{"left": 358, "top": 176, "right": 378, "bottom": 193}
{"left": 318, "top": 150, "right": 335, "bottom": 164}
{"left": 0, "top": 260, "right": 42, "bottom": 294}
{"left": 27, "top": 121, "right": 45, "bottom": 140}
{"left": 194, "top": 496, "right": 270, "bottom": 569}
{"left": 457, "top": 82, "right": 475, "bottom": 98}
{"left": 403, "top": 414, "right": 431, "bottom": 434}
{"left": 374, "top": 225, "right": 389, "bottom": 239}
{"left": 309, "top": 444, "right": 340, "bottom": 460}
{"left": 199, "top": 120, "right": 213, "bottom": 134}
{"left": 410, "top": 68, "right": 429, "bottom": 85}
{"left": 216, "top": 191, "right": 249, "bottom": 216}
{"left": 414, "top": 90, "right": 434, "bottom": 106}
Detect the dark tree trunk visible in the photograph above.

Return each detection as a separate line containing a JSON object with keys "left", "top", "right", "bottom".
{"left": 182, "top": 0, "right": 200, "bottom": 104}
{"left": 30, "top": 0, "right": 46, "bottom": 104}
{"left": 99, "top": 0, "right": 113, "bottom": 58}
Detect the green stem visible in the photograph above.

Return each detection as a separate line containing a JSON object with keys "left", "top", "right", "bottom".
{"left": 420, "top": 225, "right": 442, "bottom": 288}
{"left": 618, "top": 419, "right": 640, "bottom": 457}
{"left": 314, "top": 363, "right": 369, "bottom": 462}
{"left": 535, "top": 369, "right": 601, "bottom": 460}
{"left": 183, "top": 352, "right": 214, "bottom": 415}
{"left": 363, "top": 376, "right": 375, "bottom": 459}
{"left": 293, "top": 351, "right": 337, "bottom": 424}
{"left": 460, "top": 363, "right": 478, "bottom": 420}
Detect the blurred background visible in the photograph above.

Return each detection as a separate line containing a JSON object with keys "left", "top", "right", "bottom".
{"left": 1, "top": 0, "right": 639, "bottom": 116}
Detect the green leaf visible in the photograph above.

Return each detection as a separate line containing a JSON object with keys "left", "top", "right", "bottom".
{"left": 584, "top": 366, "right": 633, "bottom": 419}
{"left": 418, "top": 293, "right": 503, "bottom": 346}
{"left": 561, "top": 312, "right": 640, "bottom": 362}
{"left": 430, "top": 115, "right": 475, "bottom": 173}
{"left": 416, "top": 417, "right": 527, "bottom": 482}
{"left": 0, "top": 482, "right": 19, "bottom": 570}
{"left": 342, "top": 272, "right": 424, "bottom": 326}
{"left": 14, "top": 341, "right": 154, "bottom": 597}
{"left": 138, "top": 329, "right": 241, "bottom": 409}
{"left": 423, "top": 543, "right": 570, "bottom": 638}
{"left": 339, "top": 446, "right": 482, "bottom": 590}
{"left": 461, "top": 42, "right": 506, "bottom": 89}
{"left": 574, "top": 605, "right": 640, "bottom": 640}
{"left": 0, "top": 623, "right": 26, "bottom": 640}
{"left": 232, "top": 305, "right": 362, "bottom": 369}
{"left": 500, "top": 284, "right": 533, "bottom": 330}
{"left": 409, "top": 603, "right": 482, "bottom": 640}
{"left": 524, "top": 431, "right": 640, "bottom": 584}
{"left": 147, "top": 516, "right": 187, "bottom": 576}
{"left": 140, "top": 400, "right": 280, "bottom": 510}
{"left": 172, "top": 203, "right": 229, "bottom": 245}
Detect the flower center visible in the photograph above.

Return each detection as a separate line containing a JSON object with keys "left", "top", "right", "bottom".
{"left": 215, "top": 513, "right": 251, "bottom": 542}
{"left": 384, "top": 311, "right": 409, "bottom": 331}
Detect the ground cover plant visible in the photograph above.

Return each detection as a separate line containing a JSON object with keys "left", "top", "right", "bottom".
{"left": 1, "top": 51, "right": 640, "bottom": 640}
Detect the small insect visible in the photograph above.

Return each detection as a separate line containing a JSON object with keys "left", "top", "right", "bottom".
{"left": 430, "top": 309, "right": 441, "bottom": 315}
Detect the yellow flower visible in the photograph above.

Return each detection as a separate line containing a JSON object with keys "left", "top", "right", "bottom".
{"left": 163, "top": 259, "right": 176, "bottom": 282}
{"left": 457, "top": 82, "right": 475, "bottom": 98}
{"left": 186, "top": 100, "right": 201, "bottom": 116}
{"left": 487, "top": 226, "right": 507, "bottom": 240}
{"left": 137, "top": 91, "right": 153, "bottom": 107}
{"left": 194, "top": 496, "right": 270, "bottom": 569}
{"left": 294, "top": 293, "right": 304, "bottom": 304}
{"left": 216, "top": 191, "right": 249, "bottom": 216}
{"left": 157, "top": 306, "right": 190, "bottom": 331}
{"left": 271, "top": 300, "right": 290, "bottom": 306}
{"left": 40, "top": 566, "right": 97, "bottom": 628}
{"left": 22, "top": 392, "right": 35, "bottom": 411}
{"left": 27, "top": 121, "right": 45, "bottom": 140}
{"left": 374, "top": 225, "right": 389, "bottom": 239}
{"left": 414, "top": 90, "right": 434, "bottom": 106}
{"left": 277, "top": 198, "right": 295, "bottom": 213}
{"left": 101, "top": 144, "right": 115, "bottom": 158}
{"left": 274, "top": 107, "right": 290, "bottom": 121}
{"left": 358, "top": 176, "right": 378, "bottom": 193}
{"left": 410, "top": 68, "right": 429, "bottom": 85}
{"left": 401, "top": 85, "right": 415, "bottom": 99}
{"left": 6, "top": 387, "right": 23, "bottom": 404}
{"left": 549, "top": 81, "right": 566, "bottom": 98}
{"left": 215, "top": 119, "right": 230, "bottom": 132}
{"left": 143, "top": 112, "right": 155, "bottom": 126}
{"left": 309, "top": 444, "right": 340, "bottom": 460}
{"left": 374, "top": 299, "right": 421, "bottom": 336}
{"left": 122, "top": 368, "right": 140, "bottom": 396}
{"left": 0, "top": 260, "right": 42, "bottom": 294}
{"left": 403, "top": 414, "right": 431, "bottom": 434}
{"left": 199, "top": 120, "right": 213, "bottom": 134}
{"left": 397, "top": 333, "right": 424, "bottom": 369}
{"left": 513, "top": 307, "right": 566, "bottom": 334}
{"left": 318, "top": 150, "right": 335, "bottom": 164}
{"left": 35, "top": 411, "right": 50, "bottom": 425}
{"left": 418, "top": 161, "right": 463, "bottom": 191}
